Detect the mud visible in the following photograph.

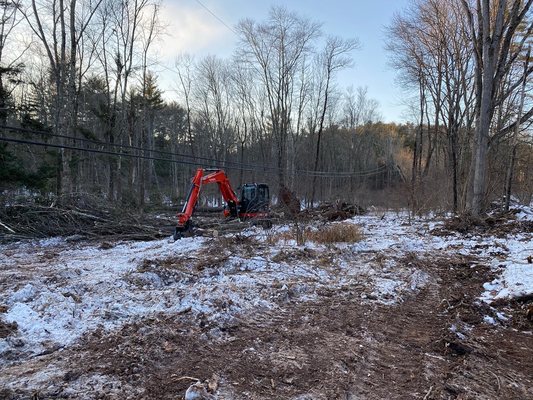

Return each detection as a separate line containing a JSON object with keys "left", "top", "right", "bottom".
{"left": 3, "top": 252, "right": 532, "bottom": 400}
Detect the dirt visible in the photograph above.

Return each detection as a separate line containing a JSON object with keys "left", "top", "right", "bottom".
{"left": 0, "top": 320, "right": 17, "bottom": 339}
{"left": 2, "top": 251, "right": 532, "bottom": 400}
{"left": 433, "top": 211, "right": 533, "bottom": 237}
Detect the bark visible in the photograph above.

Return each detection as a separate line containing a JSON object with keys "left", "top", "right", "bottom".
{"left": 504, "top": 47, "right": 529, "bottom": 211}
{"left": 462, "top": 0, "right": 533, "bottom": 215}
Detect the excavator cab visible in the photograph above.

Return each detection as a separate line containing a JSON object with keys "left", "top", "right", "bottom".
{"left": 239, "top": 183, "right": 270, "bottom": 217}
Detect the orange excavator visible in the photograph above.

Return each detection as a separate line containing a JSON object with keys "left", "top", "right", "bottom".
{"left": 174, "top": 168, "right": 271, "bottom": 240}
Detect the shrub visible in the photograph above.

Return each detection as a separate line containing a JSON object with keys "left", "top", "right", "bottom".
{"left": 265, "top": 222, "right": 363, "bottom": 245}
{"left": 305, "top": 223, "right": 362, "bottom": 244}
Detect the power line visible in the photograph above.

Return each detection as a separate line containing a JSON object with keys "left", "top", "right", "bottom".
{"left": 0, "top": 125, "right": 389, "bottom": 178}
{"left": 0, "top": 136, "right": 249, "bottom": 171}
{"left": 0, "top": 125, "right": 277, "bottom": 172}
{"left": 195, "top": 0, "right": 237, "bottom": 35}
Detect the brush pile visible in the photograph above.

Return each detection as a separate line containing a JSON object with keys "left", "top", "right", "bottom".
{"left": 0, "top": 194, "right": 172, "bottom": 242}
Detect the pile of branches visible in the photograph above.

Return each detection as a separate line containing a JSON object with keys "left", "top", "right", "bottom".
{"left": 0, "top": 194, "right": 173, "bottom": 243}
{"left": 434, "top": 211, "right": 533, "bottom": 237}
{"left": 299, "top": 201, "right": 366, "bottom": 222}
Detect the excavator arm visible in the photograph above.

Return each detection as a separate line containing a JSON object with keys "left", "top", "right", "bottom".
{"left": 174, "top": 168, "right": 240, "bottom": 239}
{"left": 201, "top": 170, "right": 239, "bottom": 216}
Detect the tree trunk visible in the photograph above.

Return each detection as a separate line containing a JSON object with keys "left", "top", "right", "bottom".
{"left": 504, "top": 47, "right": 529, "bottom": 211}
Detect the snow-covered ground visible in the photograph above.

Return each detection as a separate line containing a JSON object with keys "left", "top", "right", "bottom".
{"left": 1, "top": 209, "right": 532, "bottom": 373}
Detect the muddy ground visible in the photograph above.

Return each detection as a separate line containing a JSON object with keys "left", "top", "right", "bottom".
{"left": 1, "top": 213, "right": 532, "bottom": 400}
{"left": 1, "top": 253, "right": 532, "bottom": 399}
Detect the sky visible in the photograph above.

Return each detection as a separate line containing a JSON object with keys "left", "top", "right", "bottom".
{"left": 156, "top": 0, "right": 413, "bottom": 123}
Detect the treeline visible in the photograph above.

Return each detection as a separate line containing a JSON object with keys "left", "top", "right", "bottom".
{"left": 0, "top": 1, "right": 532, "bottom": 213}
{"left": 387, "top": 0, "right": 533, "bottom": 214}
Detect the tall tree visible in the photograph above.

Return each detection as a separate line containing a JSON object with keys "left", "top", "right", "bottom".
{"left": 461, "top": 0, "right": 533, "bottom": 215}
{"left": 21, "top": 0, "right": 103, "bottom": 195}
{"left": 236, "top": 6, "right": 321, "bottom": 188}
{"left": 175, "top": 53, "right": 196, "bottom": 157}
{"left": 309, "top": 36, "right": 359, "bottom": 204}
{"left": 0, "top": 0, "right": 24, "bottom": 127}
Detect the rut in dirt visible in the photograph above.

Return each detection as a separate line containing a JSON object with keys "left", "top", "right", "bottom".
{"left": 55, "top": 253, "right": 533, "bottom": 400}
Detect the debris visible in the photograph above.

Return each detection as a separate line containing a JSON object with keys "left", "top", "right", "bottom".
{"left": 445, "top": 341, "right": 472, "bottom": 356}
{"left": 185, "top": 381, "right": 216, "bottom": 400}
{"left": 0, "top": 220, "right": 15, "bottom": 233}
{"left": 178, "top": 306, "right": 192, "bottom": 315}
{"left": 172, "top": 375, "right": 200, "bottom": 383}
{"left": 283, "top": 376, "right": 294, "bottom": 384}
{"left": 423, "top": 385, "right": 434, "bottom": 400}
{"left": 0, "top": 195, "right": 171, "bottom": 243}
{"left": 279, "top": 185, "right": 301, "bottom": 216}
{"left": 295, "top": 201, "right": 364, "bottom": 222}
{"left": 63, "top": 370, "right": 81, "bottom": 382}
{"left": 65, "top": 234, "right": 85, "bottom": 242}
{"left": 99, "top": 242, "right": 114, "bottom": 250}
{"left": 526, "top": 305, "right": 533, "bottom": 321}
{"left": 321, "top": 201, "right": 365, "bottom": 221}
{"left": 62, "top": 292, "right": 81, "bottom": 303}
{"left": 0, "top": 320, "right": 17, "bottom": 338}
{"left": 207, "top": 374, "right": 219, "bottom": 393}
{"left": 434, "top": 212, "right": 533, "bottom": 237}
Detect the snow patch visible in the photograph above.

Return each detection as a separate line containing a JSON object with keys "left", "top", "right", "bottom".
{"left": 1, "top": 210, "right": 531, "bottom": 371}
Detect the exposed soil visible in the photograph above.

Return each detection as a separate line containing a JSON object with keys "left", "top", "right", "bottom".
{"left": 3, "top": 252, "right": 532, "bottom": 400}
{"left": 433, "top": 211, "right": 533, "bottom": 237}
{"left": 0, "top": 320, "right": 17, "bottom": 339}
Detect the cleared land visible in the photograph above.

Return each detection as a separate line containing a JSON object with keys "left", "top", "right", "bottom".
{"left": 1, "top": 209, "right": 532, "bottom": 399}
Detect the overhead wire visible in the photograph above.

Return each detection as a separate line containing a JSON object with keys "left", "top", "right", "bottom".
{"left": 0, "top": 125, "right": 279, "bottom": 172}
{"left": 0, "top": 136, "right": 242, "bottom": 171}
{"left": 0, "top": 125, "right": 390, "bottom": 178}
{"left": 194, "top": 0, "right": 237, "bottom": 35}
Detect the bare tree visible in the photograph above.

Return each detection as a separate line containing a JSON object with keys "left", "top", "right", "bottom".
{"left": 21, "top": 0, "right": 103, "bottom": 195}
{"left": 0, "top": 0, "right": 25, "bottom": 127}
{"left": 231, "top": 61, "right": 259, "bottom": 186}
{"left": 461, "top": 0, "right": 533, "bottom": 215}
{"left": 309, "top": 36, "right": 359, "bottom": 204}
{"left": 138, "top": 1, "right": 161, "bottom": 206}
{"left": 175, "top": 53, "right": 196, "bottom": 157}
{"left": 194, "top": 55, "right": 233, "bottom": 162}
{"left": 504, "top": 46, "right": 530, "bottom": 210}
{"left": 94, "top": 0, "right": 160, "bottom": 201}
{"left": 236, "top": 6, "right": 321, "bottom": 189}
{"left": 385, "top": 0, "right": 533, "bottom": 214}
{"left": 341, "top": 86, "right": 380, "bottom": 130}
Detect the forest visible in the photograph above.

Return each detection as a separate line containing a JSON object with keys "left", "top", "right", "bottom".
{"left": 0, "top": 0, "right": 530, "bottom": 214}
{"left": 2, "top": 1, "right": 533, "bottom": 399}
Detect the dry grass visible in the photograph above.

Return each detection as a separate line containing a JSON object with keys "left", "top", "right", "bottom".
{"left": 305, "top": 223, "right": 363, "bottom": 244}
{"left": 271, "top": 248, "right": 317, "bottom": 263}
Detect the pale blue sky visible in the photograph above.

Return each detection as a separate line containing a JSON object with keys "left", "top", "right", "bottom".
{"left": 159, "top": 0, "right": 412, "bottom": 122}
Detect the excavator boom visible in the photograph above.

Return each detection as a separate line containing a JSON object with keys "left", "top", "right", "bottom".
{"left": 176, "top": 168, "right": 204, "bottom": 229}
{"left": 175, "top": 168, "right": 269, "bottom": 239}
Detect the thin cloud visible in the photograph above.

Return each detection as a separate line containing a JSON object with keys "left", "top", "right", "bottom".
{"left": 158, "top": 2, "right": 233, "bottom": 60}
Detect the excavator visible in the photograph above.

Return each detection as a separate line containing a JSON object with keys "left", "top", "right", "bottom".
{"left": 174, "top": 168, "right": 271, "bottom": 240}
